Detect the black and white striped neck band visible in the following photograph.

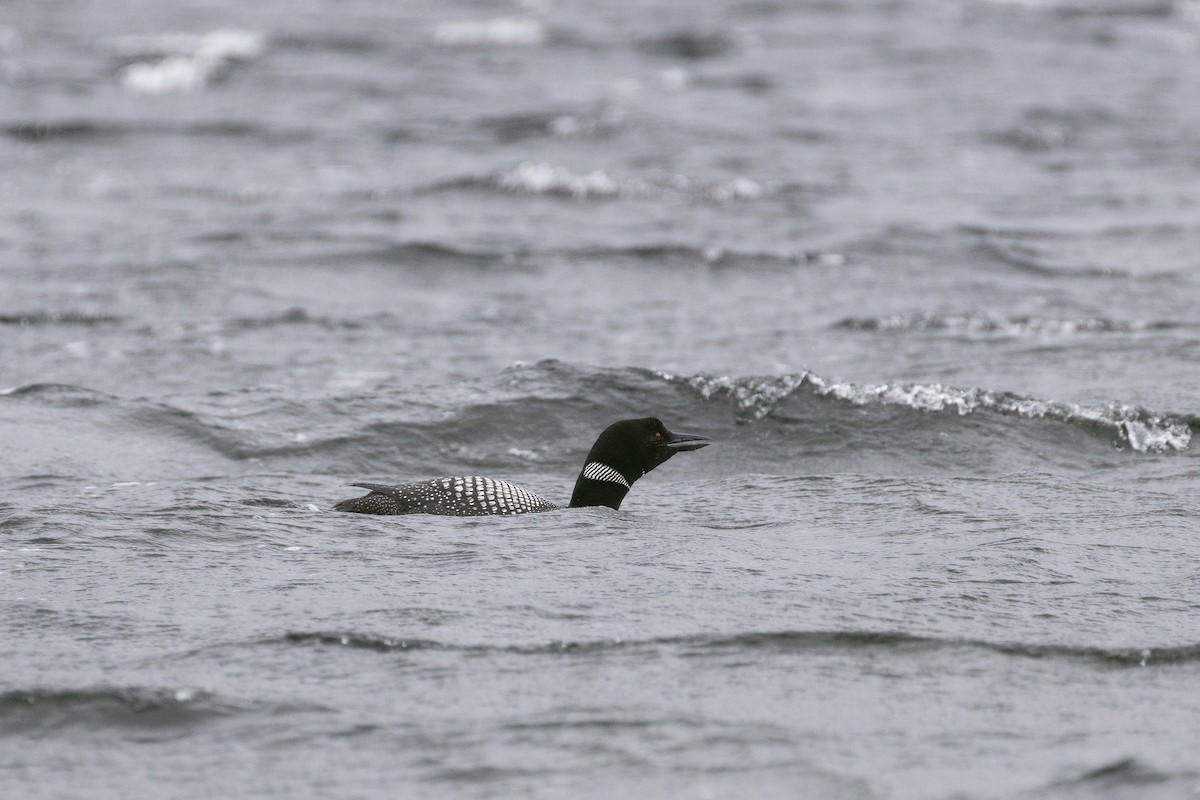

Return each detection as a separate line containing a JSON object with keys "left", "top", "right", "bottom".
{"left": 582, "top": 462, "right": 631, "bottom": 489}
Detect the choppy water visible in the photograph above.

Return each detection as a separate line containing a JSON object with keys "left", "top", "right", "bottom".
{"left": 3, "top": 0, "right": 1200, "bottom": 797}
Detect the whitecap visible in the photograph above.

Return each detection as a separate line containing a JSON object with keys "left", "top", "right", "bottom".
{"left": 805, "top": 375, "right": 1192, "bottom": 452}
{"left": 118, "top": 29, "right": 265, "bottom": 94}
{"left": 670, "top": 371, "right": 1192, "bottom": 453}
{"left": 496, "top": 162, "right": 620, "bottom": 198}
{"left": 122, "top": 55, "right": 209, "bottom": 94}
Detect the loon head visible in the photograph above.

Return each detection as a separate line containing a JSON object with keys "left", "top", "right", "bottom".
{"left": 568, "top": 417, "right": 711, "bottom": 510}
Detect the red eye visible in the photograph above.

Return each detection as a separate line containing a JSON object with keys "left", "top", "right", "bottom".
{"left": 654, "top": 432, "right": 663, "bottom": 442}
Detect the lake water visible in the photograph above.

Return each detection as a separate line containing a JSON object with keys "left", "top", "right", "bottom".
{"left": 2, "top": 0, "right": 1199, "bottom": 797}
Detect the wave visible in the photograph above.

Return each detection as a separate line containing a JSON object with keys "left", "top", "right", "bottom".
{"left": 1038, "top": 757, "right": 1197, "bottom": 799}
{"left": 0, "top": 382, "right": 117, "bottom": 405}
{"left": 493, "top": 162, "right": 622, "bottom": 199}
{"left": 832, "top": 312, "right": 1183, "bottom": 337}
{"left": 112, "top": 29, "right": 265, "bottom": 94}
{"left": 666, "top": 370, "right": 1194, "bottom": 452}
{"left": 344, "top": 241, "right": 526, "bottom": 269}
{"left": 0, "top": 382, "right": 268, "bottom": 464}
{"left": 278, "top": 628, "right": 1200, "bottom": 668}
{"left": 0, "top": 310, "right": 125, "bottom": 326}
{"left": 1, "top": 119, "right": 305, "bottom": 143}
{"left": 702, "top": 631, "right": 1200, "bottom": 667}
{"left": 1, "top": 120, "right": 125, "bottom": 142}
{"left": 561, "top": 243, "right": 836, "bottom": 267}
{"left": 222, "top": 307, "right": 373, "bottom": 332}
{"left": 319, "top": 240, "right": 835, "bottom": 270}
{"left": 281, "top": 631, "right": 446, "bottom": 652}
{"left": 964, "top": 223, "right": 1200, "bottom": 279}
{"left": 0, "top": 687, "right": 237, "bottom": 735}
{"left": 3, "top": 363, "right": 1192, "bottom": 486}
{"left": 424, "top": 162, "right": 810, "bottom": 204}
{"left": 1, "top": 306, "right": 385, "bottom": 337}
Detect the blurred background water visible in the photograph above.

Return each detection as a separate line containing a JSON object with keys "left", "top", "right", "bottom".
{"left": 2, "top": 1, "right": 1199, "bottom": 798}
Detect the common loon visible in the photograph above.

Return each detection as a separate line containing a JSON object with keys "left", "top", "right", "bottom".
{"left": 333, "top": 417, "right": 711, "bottom": 516}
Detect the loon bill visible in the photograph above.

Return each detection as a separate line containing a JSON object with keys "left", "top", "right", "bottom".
{"left": 333, "top": 417, "right": 711, "bottom": 516}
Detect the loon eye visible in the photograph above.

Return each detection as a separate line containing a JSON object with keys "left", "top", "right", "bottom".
{"left": 654, "top": 431, "right": 663, "bottom": 443}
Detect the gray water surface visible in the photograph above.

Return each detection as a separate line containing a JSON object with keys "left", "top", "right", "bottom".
{"left": 3, "top": 1, "right": 1200, "bottom": 797}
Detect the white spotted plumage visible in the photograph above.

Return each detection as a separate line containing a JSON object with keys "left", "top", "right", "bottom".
{"left": 343, "top": 476, "right": 560, "bottom": 516}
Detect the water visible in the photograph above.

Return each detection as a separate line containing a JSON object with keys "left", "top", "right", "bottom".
{"left": 3, "top": 0, "right": 1200, "bottom": 797}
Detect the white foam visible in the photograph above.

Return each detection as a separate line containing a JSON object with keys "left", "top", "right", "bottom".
{"left": 119, "top": 29, "right": 265, "bottom": 94}
{"left": 123, "top": 55, "right": 209, "bottom": 94}
{"left": 676, "top": 372, "right": 810, "bottom": 420}
{"left": 806, "top": 375, "right": 1192, "bottom": 452}
{"left": 1114, "top": 416, "right": 1191, "bottom": 453}
{"left": 490, "top": 164, "right": 779, "bottom": 203}
{"left": 808, "top": 376, "right": 986, "bottom": 415}
{"left": 497, "top": 162, "right": 619, "bottom": 198}
{"left": 434, "top": 17, "right": 545, "bottom": 46}
{"left": 672, "top": 371, "right": 1191, "bottom": 453}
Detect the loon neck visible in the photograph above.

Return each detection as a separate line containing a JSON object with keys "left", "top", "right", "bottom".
{"left": 568, "top": 461, "right": 636, "bottom": 510}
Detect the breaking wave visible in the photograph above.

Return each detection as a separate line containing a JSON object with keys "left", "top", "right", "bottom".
{"left": 113, "top": 29, "right": 265, "bottom": 94}
{"left": 3, "top": 363, "right": 1192, "bottom": 487}
{"left": 665, "top": 369, "right": 1194, "bottom": 453}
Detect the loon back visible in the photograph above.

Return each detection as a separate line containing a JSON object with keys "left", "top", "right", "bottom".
{"left": 333, "top": 417, "right": 710, "bottom": 517}
{"left": 335, "top": 477, "right": 559, "bottom": 516}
